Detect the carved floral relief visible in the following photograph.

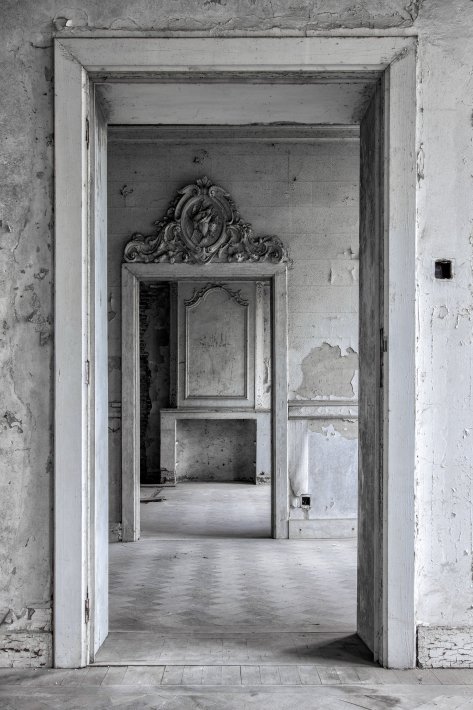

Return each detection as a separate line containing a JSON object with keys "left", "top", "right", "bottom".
{"left": 123, "top": 176, "right": 289, "bottom": 265}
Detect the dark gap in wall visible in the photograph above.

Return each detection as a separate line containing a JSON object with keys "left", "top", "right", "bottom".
{"left": 139, "top": 282, "right": 171, "bottom": 483}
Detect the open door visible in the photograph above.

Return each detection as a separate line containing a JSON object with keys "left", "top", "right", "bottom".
{"left": 358, "top": 80, "right": 384, "bottom": 662}
{"left": 89, "top": 95, "right": 109, "bottom": 658}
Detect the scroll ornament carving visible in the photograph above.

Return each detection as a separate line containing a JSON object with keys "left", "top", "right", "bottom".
{"left": 123, "top": 176, "right": 289, "bottom": 265}
{"left": 184, "top": 282, "right": 249, "bottom": 308}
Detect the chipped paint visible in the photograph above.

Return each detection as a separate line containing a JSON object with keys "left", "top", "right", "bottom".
{"left": 0, "top": 0, "right": 472, "bottom": 668}
{"left": 296, "top": 343, "right": 358, "bottom": 399}
{"left": 176, "top": 420, "right": 256, "bottom": 483}
{"left": 308, "top": 418, "right": 358, "bottom": 440}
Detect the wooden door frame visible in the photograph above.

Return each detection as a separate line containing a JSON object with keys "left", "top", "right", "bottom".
{"left": 121, "top": 264, "right": 288, "bottom": 543}
{"left": 54, "top": 35, "right": 416, "bottom": 668}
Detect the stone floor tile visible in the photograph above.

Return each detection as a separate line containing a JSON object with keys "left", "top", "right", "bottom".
{"left": 181, "top": 665, "right": 204, "bottom": 684}
{"left": 161, "top": 665, "right": 184, "bottom": 685}
{"left": 100, "top": 666, "right": 127, "bottom": 685}
{"left": 241, "top": 665, "right": 261, "bottom": 685}
{"left": 260, "top": 665, "right": 282, "bottom": 685}
{"left": 221, "top": 665, "right": 242, "bottom": 685}
{"left": 121, "top": 666, "right": 165, "bottom": 685}
{"left": 317, "top": 666, "right": 341, "bottom": 684}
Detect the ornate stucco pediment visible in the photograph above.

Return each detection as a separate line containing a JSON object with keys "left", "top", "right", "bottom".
{"left": 123, "top": 176, "right": 289, "bottom": 265}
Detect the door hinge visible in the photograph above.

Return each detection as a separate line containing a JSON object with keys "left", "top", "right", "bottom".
{"left": 85, "top": 359, "right": 90, "bottom": 386}
{"left": 380, "top": 327, "right": 387, "bottom": 389}
{"left": 85, "top": 117, "right": 90, "bottom": 149}
{"left": 84, "top": 594, "right": 90, "bottom": 624}
{"left": 380, "top": 328, "right": 388, "bottom": 353}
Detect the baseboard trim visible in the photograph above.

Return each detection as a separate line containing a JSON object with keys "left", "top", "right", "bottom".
{"left": 418, "top": 626, "right": 473, "bottom": 668}
{"left": 288, "top": 518, "right": 357, "bottom": 539}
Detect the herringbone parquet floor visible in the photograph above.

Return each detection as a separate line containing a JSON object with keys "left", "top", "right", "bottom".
{"left": 4, "top": 487, "right": 473, "bottom": 706}
{"left": 97, "top": 482, "right": 360, "bottom": 665}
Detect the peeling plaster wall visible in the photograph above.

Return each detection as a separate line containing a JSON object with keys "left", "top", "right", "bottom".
{"left": 413, "top": 2, "right": 473, "bottom": 664}
{"left": 2, "top": 0, "right": 473, "bottom": 668}
{"left": 107, "top": 136, "right": 360, "bottom": 529}
{"left": 176, "top": 420, "right": 256, "bottom": 483}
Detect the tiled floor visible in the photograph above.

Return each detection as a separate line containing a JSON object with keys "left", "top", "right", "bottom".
{"left": 139, "top": 481, "right": 272, "bottom": 539}
{"left": 97, "top": 482, "right": 358, "bottom": 664}
{"left": 2, "top": 666, "right": 473, "bottom": 708}
{"left": 4, "top": 483, "right": 473, "bottom": 707}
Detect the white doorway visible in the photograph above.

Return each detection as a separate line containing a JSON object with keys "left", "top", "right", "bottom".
{"left": 54, "top": 36, "right": 416, "bottom": 669}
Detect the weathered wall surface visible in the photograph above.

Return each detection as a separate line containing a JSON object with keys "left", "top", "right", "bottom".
{"left": 107, "top": 136, "right": 359, "bottom": 530}
{"left": 413, "top": 3, "right": 473, "bottom": 665}
{"left": 2, "top": 0, "right": 473, "bottom": 668}
{"left": 176, "top": 420, "right": 256, "bottom": 483}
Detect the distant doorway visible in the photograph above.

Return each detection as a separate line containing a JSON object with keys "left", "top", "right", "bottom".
{"left": 121, "top": 265, "right": 287, "bottom": 542}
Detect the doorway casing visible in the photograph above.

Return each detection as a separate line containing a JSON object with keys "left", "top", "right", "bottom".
{"left": 54, "top": 36, "right": 416, "bottom": 669}
{"left": 121, "top": 263, "right": 288, "bottom": 543}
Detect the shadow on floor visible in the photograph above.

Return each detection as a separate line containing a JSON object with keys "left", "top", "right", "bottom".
{"left": 289, "top": 634, "right": 374, "bottom": 666}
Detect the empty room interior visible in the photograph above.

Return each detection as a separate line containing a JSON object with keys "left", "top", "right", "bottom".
{"left": 98, "top": 77, "right": 370, "bottom": 668}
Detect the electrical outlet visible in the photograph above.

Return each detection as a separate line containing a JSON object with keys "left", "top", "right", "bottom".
{"left": 301, "top": 494, "right": 311, "bottom": 509}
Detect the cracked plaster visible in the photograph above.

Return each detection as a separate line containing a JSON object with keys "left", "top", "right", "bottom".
{"left": 1, "top": 0, "right": 473, "bottom": 667}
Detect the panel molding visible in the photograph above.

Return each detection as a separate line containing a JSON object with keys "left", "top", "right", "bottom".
{"left": 184, "top": 282, "right": 249, "bottom": 308}
{"left": 178, "top": 280, "right": 255, "bottom": 407}
{"left": 184, "top": 285, "right": 249, "bottom": 401}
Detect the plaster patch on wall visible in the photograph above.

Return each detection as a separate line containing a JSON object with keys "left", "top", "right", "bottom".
{"left": 329, "top": 262, "right": 359, "bottom": 285}
{"left": 0, "top": 606, "right": 51, "bottom": 632}
{"left": 14, "top": 285, "right": 51, "bottom": 346}
{"left": 108, "top": 291, "right": 117, "bottom": 321}
{"left": 50, "top": 0, "right": 423, "bottom": 33}
{"left": 308, "top": 418, "right": 358, "bottom": 440}
{"left": 295, "top": 343, "right": 358, "bottom": 399}
{"left": 0, "top": 632, "right": 52, "bottom": 668}
{"left": 3, "top": 411, "right": 23, "bottom": 433}
{"left": 109, "top": 522, "right": 122, "bottom": 542}
{"left": 418, "top": 626, "right": 473, "bottom": 668}
{"left": 417, "top": 143, "right": 425, "bottom": 184}
{"left": 307, "top": 417, "right": 358, "bottom": 519}
{"left": 193, "top": 149, "right": 209, "bottom": 164}
{"left": 0, "top": 608, "right": 52, "bottom": 668}
{"left": 53, "top": 8, "right": 89, "bottom": 30}
{"left": 455, "top": 307, "right": 473, "bottom": 329}
{"left": 176, "top": 419, "right": 256, "bottom": 482}
{"left": 341, "top": 247, "right": 358, "bottom": 259}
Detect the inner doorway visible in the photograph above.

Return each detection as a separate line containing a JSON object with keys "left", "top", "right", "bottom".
{"left": 138, "top": 275, "right": 273, "bottom": 539}
{"left": 98, "top": 130, "right": 365, "bottom": 666}
{"left": 135, "top": 274, "right": 274, "bottom": 536}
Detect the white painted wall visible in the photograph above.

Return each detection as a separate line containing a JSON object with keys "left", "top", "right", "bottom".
{"left": 107, "top": 134, "right": 360, "bottom": 534}
{"left": 4, "top": 0, "right": 473, "bottom": 668}
{"left": 413, "top": 5, "right": 473, "bottom": 664}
